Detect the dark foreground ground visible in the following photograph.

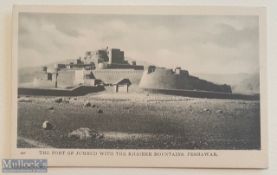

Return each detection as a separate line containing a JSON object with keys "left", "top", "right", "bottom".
{"left": 17, "top": 92, "right": 260, "bottom": 149}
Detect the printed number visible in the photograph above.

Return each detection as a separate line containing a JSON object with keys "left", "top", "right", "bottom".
{"left": 20, "top": 151, "right": 26, "bottom": 155}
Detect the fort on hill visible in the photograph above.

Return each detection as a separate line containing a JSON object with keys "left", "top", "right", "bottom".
{"left": 24, "top": 47, "right": 232, "bottom": 95}
{"left": 32, "top": 47, "right": 144, "bottom": 89}
{"left": 54, "top": 47, "right": 144, "bottom": 70}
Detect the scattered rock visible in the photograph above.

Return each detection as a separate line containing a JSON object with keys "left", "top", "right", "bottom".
{"left": 92, "top": 104, "right": 96, "bottom": 108}
{"left": 97, "top": 109, "right": 103, "bottom": 114}
{"left": 68, "top": 128, "right": 92, "bottom": 140}
{"left": 48, "top": 106, "right": 54, "bottom": 110}
{"left": 96, "top": 133, "right": 104, "bottom": 139}
{"left": 68, "top": 128, "right": 103, "bottom": 140}
{"left": 42, "top": 121, "right": 53, "bottom": 130}
{"left": 203, "top": 108, "right": 210, "bottom": 112}
{"left": 74, "top": 97, "right": 77, "bottom": 100}
{"left": 54, "top": 97, "right": 63, "bottom": 103}
{"left": 216, "top": 110, "right": 223, "bottom": 114}
{"left": 84, "top": 102, "right": 91, "bottom": 107}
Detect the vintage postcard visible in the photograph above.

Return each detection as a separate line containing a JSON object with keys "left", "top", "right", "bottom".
{"left": 10, "top": 5, "right": 267, "bottom": 168}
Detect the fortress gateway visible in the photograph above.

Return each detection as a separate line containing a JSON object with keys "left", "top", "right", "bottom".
{"left": 30, "top": 47, "right": 232, "bottom": 94}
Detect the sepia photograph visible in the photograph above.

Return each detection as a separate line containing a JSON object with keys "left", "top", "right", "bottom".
{"left": 11, "top": 5, "right": 267, "bottom": 168}
{"left": 17, "top": 12, "right": 261, "bottom": 149}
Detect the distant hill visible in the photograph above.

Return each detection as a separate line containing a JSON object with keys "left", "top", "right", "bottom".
{"left": 231, "top": 74, "right": 260, "bottom": 94}
{"left": 195, "top": 73, "right": 260, "bottom": 94}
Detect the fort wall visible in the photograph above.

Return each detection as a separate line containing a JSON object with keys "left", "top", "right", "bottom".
{"left": 139, "top": 67, "right": 232, "bottom": 93}
{"left": 92, "top": 69, "right": 144, "bottom": 85}
{"left": 57, "top": 70, "right": 75, "bottom": 88}
{"left": 32, "top": 69, "right": 76, "bottom": 88}
{"left": 32, "top": 71, "right": 56, "bottom": 88}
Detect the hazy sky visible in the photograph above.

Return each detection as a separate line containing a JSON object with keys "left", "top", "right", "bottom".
{"left": 18, "top": 13, "right": 259, "bottom": 74}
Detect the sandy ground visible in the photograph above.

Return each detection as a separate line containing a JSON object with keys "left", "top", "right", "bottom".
{"left": 17, "top": 92, "right": 260, "bottom": 149}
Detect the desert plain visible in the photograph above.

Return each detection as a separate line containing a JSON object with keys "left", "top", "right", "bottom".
{"left": 17, "top": 92, "right": 260, "bottom": 150}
